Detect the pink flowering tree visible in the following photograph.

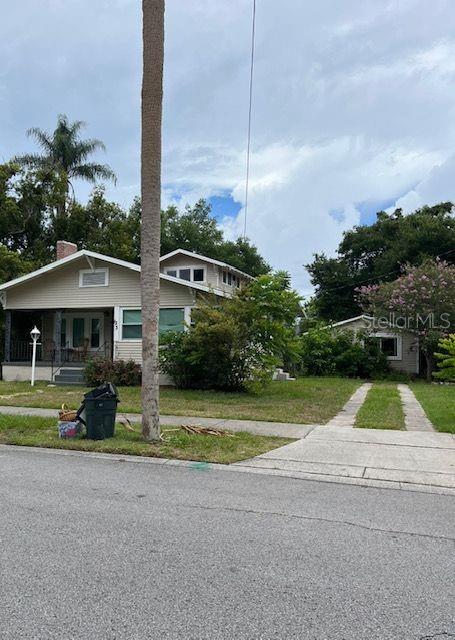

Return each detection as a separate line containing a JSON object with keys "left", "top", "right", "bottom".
{"left": 357, "top": 260, "right": 455, "bottom": 380}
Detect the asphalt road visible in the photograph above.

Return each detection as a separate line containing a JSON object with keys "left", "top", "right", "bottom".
{"left": 1, "top": 448, "right": 454, "bottom": 640}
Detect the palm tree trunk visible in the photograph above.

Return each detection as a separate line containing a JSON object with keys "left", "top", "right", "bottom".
{"left": 141, "top": 0, "right": 164, "bottom": 441}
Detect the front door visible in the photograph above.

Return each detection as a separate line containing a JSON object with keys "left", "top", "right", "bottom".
{"left": 61, "top": 313, "right": 104, "bottom": 352}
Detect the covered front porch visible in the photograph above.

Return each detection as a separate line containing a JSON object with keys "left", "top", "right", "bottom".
{"left": 3, "top": 308, "right": 114, "bottom": 382}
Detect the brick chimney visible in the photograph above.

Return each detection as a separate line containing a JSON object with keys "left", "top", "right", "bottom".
{"left": 56, "top": 241, "right": 78, "bottom": 261}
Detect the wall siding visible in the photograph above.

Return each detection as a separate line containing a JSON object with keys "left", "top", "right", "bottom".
{"left": 332, "top": 318, "right": 419, "bottom": 375}
{"left": 5, "top": 258, "right": 197, "bottom": 310}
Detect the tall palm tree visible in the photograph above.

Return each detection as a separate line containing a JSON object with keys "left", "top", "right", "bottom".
{"left": 141, "top": 0, "right": 164, "bottom": 441}
{"left": 15, "top": 114, "right": 116, "bottom": 217}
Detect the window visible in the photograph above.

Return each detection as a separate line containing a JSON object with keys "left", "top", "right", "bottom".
{"left": 227, "top": 272, "right": 232, "bottom": 285}
{"left": 222, "top": 271, "right": 227, "bottom": 284}
{"left": 380, "top": 337, "right": 398, "bottom": 357}
{"left": 121, "top": 308, "right": 186, "bottom": 339}
{"left": 159, "top": 308, "right": 185, "bottom": 334}
{"left": 179, "top": 268, "right": 191, "bottom": 281}
{"left": 166, "top": 267, "right": 205, "bottom": 283}
{"left": 91, "top": 318, "right": 101, "bottom": 348}
{"left": 371, "top": 334, "right": 401, "bottom": 360}
{"left": 193, "top": 268, "right": 204, "bottom": 282}
{"left": 122, "top": 310, "right": 142, "bottom": 339}
{"left": 79, "top": 268, "right": 109, "bottom": 288}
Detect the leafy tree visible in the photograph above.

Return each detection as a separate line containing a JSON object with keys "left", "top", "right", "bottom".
{"left": 0, "top": 245, "right": 35, "bottom": 285}
{"left": 14, "top": 114, "right": 116, "bottom": 219}
{"left": 215, "top": 237, "right": 270, "bottom": 278}
{"left": 307, "top": 203, "right": 455, "bottom": 321}
{"left": 358, "top": 259, "right": 455, "bottom": 380}
{"left": 159, "top": 198, "right": 270, "bottom": 276}
{"left": 161, "top": 199, "right": 223, "bottom": 256}
{"left": 160, "top": 272, "right": 301, "bottom": 391}
{"left": 434, "top": 334, "right": 455, "bottom": 382}
{"left": 0, "top": 163, "right": 59, "bottom": 264}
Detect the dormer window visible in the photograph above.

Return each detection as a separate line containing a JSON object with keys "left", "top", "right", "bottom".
{"left": 79, "top": 268, "right": 109, "bottom": 288}
{"left": 165, "top": 267, "right": 205, "bottom": 283}
{"left": 193, "top": 269, "right": 204, "bottom": 282}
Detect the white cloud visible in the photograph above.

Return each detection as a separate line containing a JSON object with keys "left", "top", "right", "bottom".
{"left": 2, "top": 0, "right": 455, "bottom": 292}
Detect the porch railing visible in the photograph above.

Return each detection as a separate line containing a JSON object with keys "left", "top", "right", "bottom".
{"left": 9, "top": 340, "right": 112, "bottom": 364}
{"left": 10, "top": 340, "right": 44, "bottom": 363}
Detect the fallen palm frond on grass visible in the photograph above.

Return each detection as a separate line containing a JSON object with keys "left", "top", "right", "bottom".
{"left": 180, "top": 424, "right": 234, "bottom": 437}
{"left": 0, "top": 414, "right": 292, "bottom": 464}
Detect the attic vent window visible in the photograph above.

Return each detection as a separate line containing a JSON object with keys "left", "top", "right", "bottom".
{"left": 79, "top": 268, "right": 109, "bottom": 288}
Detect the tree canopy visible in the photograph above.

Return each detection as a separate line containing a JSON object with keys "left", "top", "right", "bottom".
{"left": 0, "top": 163, "right": 269, "bottom": 284}
{"left": 358, "top": 259, "right": 455, "bottom": 379}
{"left": 14, "top": 114, "right": 116, "bottom": 208}
{"left": 307, "top": 203, "right": 455, "bottom": 321}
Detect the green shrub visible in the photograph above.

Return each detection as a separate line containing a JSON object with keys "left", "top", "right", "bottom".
{"left": 299, "top": 328, "right": 336, "bottom": 375}
{"left": 434, "top": 334, "right": 455, "bottom": 382}
{"left": 85, "top": 357, "right": 141, "bottom": 387}
{"left": 160, "top": 272, "right": 301, "bottom": 392}
{"left": 299, "top": 329, "right": 389, "bottom": 378}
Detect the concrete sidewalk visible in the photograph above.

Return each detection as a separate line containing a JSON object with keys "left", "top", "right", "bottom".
{"left": 1, "top": 404, "right": 454, "bottom": 494}
{"left": 236, "top": 425, "right": 455, "bottom": 494}
{"left": 0, "top": 404, "right": 316, "bottom": 438}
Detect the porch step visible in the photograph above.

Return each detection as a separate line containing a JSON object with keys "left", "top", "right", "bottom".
{"left": 272, "top": 368, "right": 296, "bottom": 382}
{"left": 54, "top": 367, "right": 86, "bottom": 386}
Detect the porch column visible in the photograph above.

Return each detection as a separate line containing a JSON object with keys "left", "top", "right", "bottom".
{"left": 54, "top": 310, "right": 63, "bottom": 366}
{"left": 4, "top": 310, "right": 11, "bottom": 362}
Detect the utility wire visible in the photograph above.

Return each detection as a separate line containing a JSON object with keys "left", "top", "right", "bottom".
{"left": 300, "top": 246, "right": 455, "bottom": 299}
{"left": 243, "top": 0, "right": 256, "bottom": 240}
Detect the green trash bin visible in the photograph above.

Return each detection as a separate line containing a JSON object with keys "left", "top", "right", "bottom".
{"left": 77, "top": 383, "right": 119, "bottom": 440}
{"left": 84, "top": 397, "right": 118, "bottom": 440}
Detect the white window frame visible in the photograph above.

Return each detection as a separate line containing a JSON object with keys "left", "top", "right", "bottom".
{"left": 165, "top": 266, "right": 206, "bottom": 283}
{"left": 79, "top": 267, "right": 109, "bottom": 288}
{"left": 119, "top": 306, "right": 193, "bottom": 342}
{"left": 121, "top": 308, "right": 142, "bottom": 342}
{"left": 372, "top": 332, "right": 402, "bottom": 361}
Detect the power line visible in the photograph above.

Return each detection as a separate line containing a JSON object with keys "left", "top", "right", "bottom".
{"left": 243, "top": 0, "right": 256, "bottom": 240}
{"left": 300, "top": 246, "right": 455, "bottom": 299}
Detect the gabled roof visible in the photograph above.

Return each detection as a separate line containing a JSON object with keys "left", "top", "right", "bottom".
{"left": 0, "top": 249, "right": 228, "bottom": 297}
{"left": 329, "top": 315, "right": 374, "bottom": 328}
{"left": 160, "top": 249, "right": 254, "bottom": 280}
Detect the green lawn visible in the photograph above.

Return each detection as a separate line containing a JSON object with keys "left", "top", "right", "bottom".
{"left": 410, "top": 383, "right": 455, "bottom": 434}
{"left": 0, "top": 414, "right": 292, "bottom": 464}
{"left": 355, "top": 383, "right": 405, "bottom": 430}
{"left": 0, "top": 377, "right": 361, "bottom": 425}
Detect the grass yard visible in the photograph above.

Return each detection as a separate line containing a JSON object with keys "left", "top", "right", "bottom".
{"left": 0, "top": 414, "right": 293, "bottom": 464}
{"left": 410, "top": 383, "right": 455, "bottom": 434}
{"left": 355, "top": 383, "right": 405, "bottom": 430}
{"left": 0, "top": 377, "right": 361, "bottom": 425}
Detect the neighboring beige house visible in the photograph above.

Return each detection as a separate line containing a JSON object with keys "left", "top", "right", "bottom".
{"left": 329, "top": 315, "right": 420, "bottom": 375}
{"left": 0, "top": 242, "right": 252, "bottom": 384}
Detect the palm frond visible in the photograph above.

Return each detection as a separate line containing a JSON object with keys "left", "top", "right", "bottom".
{"left": 13, "top": 153, "right": 53, "bottom": 170}
{"left": 71, "top": 139, "right": 107, "bottom": 163}
{"left": 25, "top": 128, "right": 54, "bottom": 155}
{"left": 71, "top": 163, "right": 117, "bottom": 184}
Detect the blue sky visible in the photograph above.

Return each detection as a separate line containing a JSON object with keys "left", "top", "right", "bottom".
{"left": 209, "top": 195, "right": 242, "bottom": 221}
{"left": 2, "top": 1, "right": 455, "bottom": 293}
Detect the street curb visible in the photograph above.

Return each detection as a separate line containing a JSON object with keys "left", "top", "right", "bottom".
{"left": 1, "top": 443, "right": 454, "bottom": 497}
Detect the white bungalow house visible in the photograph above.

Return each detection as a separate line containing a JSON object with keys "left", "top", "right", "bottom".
{"left": 326, "top": 315, "right": 420, "bottom": 375}
{"left": 0, "top": 242, "right": 252, "bottom": 384}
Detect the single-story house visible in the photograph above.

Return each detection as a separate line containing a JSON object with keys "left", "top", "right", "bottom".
{"left": 0, "top": 241, "right": 252, "bottom": 384}
{"left": 328, "top": 315, "right": 420, "bottom": 375}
